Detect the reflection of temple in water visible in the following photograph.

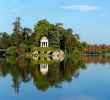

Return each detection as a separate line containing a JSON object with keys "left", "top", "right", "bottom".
{"left": 40, "top": 64, "right": 48, "bottom": 75}
{"left": 3, "top": 55, "right": 110, "bottom": 92}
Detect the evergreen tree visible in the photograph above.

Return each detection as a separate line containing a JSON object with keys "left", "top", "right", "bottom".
{"left": 13, "top": 17, "right": 22, "bottom": 34}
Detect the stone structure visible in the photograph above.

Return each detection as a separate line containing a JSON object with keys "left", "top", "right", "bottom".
{"left": 40, "top": 36, "right": 48, "bottom": 47}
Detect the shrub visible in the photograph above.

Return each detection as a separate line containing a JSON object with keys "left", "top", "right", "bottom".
{"left": 5, "top": 46, "right": 16, "bottom": 55}
{"left": 19, "top": 44, "right": 28, "bottom": 54}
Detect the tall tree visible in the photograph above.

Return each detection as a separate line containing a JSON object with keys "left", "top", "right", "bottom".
{"left": 10, "top": 17, "right": 23, "bottom": 55}
{"left": 13, "top": 17, "right": 22, "bottom": 34}
{"left": 21, "top": 27, "right": 32, "bottom": 44}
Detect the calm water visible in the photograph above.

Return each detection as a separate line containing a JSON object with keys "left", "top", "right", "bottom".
{"left": 0, "top": 56, "right": 110, "bottom": 100}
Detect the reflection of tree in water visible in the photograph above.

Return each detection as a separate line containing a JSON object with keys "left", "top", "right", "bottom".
{"left": 31, "top": 56, "right": 86, "bottom": 91}
{"left": 0, "top": 57, "right": 31, "bottom": 93}
{"left": 83, "top": 55, "right": 110, "bottom": 64}
{"left": 1, "top": 55, "right": 104, "bottom": 92}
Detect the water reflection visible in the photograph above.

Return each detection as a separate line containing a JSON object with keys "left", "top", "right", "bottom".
{"left": 84, "top": 55, "right": 110, "bottom": 64}
{"left": 0, "top": 55, "right": 86, "bottom": 93}
{"left": 0, "top": 55, "right": 110, "bottom": 93}
{"left": 40, "top": 64, "right": 48, "bottom": 75}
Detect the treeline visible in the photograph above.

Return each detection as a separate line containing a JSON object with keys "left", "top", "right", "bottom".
{"left": 0, "top": 17, "right": 86, "bottom": 55}
{"left": 85, "top": 44, "right": 110, "bottom": 54}
{"left": 79, "top": 55, "right": 110, "bottom": 64}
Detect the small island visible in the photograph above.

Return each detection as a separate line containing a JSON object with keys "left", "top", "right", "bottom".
{"left": 0, "top": 17, "right": 87, "bottom": 60}
{"left": 1, "top": 17, "right": 110, "bottom": 60}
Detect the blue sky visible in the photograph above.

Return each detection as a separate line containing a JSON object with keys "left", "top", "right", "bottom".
{"left": 0, "top": 0, "right": 110, "bottom": 44}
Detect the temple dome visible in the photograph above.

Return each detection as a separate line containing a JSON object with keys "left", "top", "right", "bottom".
{"left": 41, "top": 36, "right": 48, "bottom": 41}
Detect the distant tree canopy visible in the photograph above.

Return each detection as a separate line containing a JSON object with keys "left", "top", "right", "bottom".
{"left": 0, "top": 17, "right": 88, "bottom": 54}
{"left": 86, "top": 44, "right": 110, "bottom": 54}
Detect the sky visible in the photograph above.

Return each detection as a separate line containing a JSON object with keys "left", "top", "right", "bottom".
{"left": 0, "top": 0, "right": 110, "bottom": 44}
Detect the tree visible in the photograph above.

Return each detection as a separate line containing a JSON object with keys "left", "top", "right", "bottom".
{"left": 48, "top": 31, "right": 60, "bottom": 48}
{"left": 21, "top": 27, "right": 32, "bottom": 44}
{"left": 11, "top": 33, "right": 23, "bottom": 46}
{"left": 13, "top": 17, "right": 22, "bottom": 34}
{"left": 34, "top": 19, "right": 51, "bottom": 36}
{"left": 48, "top": 24, "right": 61, "bottom": 48}
{"left": 0, "top": 18, "right": 88, "bottom": 55}
{"left": 32, "top": 19, "right": 52, "bottom": 46}
{"left": 0, "top": 32, "right": 10, "bottom": 49}
{"left": 11, "top": 17, "right": 23, "bottom": 52}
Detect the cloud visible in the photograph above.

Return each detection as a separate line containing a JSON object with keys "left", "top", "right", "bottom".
{"left": 62, "top": 5, "right": 100, "bottom": 11}
{"left": 12, "top": 8, "right": 21, "bottom": 12}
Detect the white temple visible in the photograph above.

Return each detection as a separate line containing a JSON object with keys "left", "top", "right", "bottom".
{"left": 40, "top": 36, "right": 49, "bottom": 47}
{"left": 40, "top": 64, "right": 48, "bottom": 75}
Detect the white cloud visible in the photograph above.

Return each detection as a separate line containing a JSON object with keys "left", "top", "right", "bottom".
{"left": 12, "top": 8, "right": 21, "bottom": 12}
{"left": 62, "top": 5, "right": 100, "bottom": 11}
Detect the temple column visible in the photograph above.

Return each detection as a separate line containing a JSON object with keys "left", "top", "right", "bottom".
{"left": 41, "top": 42, "right": 42, "bottom": 47}
{"left": 47, "top": 42, "right": 48, "bottom": 47}
{"left": 45, "top": 42, "right": 47, "bottom": 47}
{"left": 43, "top": 42, "right": 44, "bottom": 47}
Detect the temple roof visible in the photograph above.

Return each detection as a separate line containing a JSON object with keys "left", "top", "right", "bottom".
{"left": 41, "top": 36, "right": 48, "bottom": 40}
{"left": 40, "top": 36, "right": 48, "bottom": 42}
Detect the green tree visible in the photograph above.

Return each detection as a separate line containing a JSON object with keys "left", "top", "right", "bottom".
{"left": 48, "top": 24, "right": 61, "bottom": 48}
{"left": 13, "top": 17, "right": 22, "bottom": 34}
{"left": 21, "top": 27, "right": 32, "bottom": 44}
{"left": 0, "top": 32, "right": 10, "bottom": 49}
{"left": 32, "top": 19, "right": 51, "bottom": 46}
{"left": 11, "top": 17, "right": 23, "bottom": 53}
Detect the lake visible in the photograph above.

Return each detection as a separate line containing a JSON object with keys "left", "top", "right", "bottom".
{"left": 0, "top": 55, "right": 110, "bottom": 100}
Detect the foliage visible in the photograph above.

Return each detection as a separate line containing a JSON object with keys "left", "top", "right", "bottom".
{"left": 86, "top": 44, "right": 110, "bottom": 54}
{"left": 11, "top": 33, "right": 23, "bottom": 46}
{"left": 18, "top": 44, "right": 28, "bottom": 54}
{"left": 13, "top": 17, "right": 21, "bottom": 34}
{"left": 21, "top": 27, "right": 32, "bottom": 45}
{"left": 0, "top": 32, "right": 11, "bottom": 49}
{"left": 0, "top": 18, "right": 88, "bottom": 55}
{"left": 32, "top": 19, "right": 86, "bottom": 53}
{"left": 31, "top": 47, "right": 52, "bottom": 52}
{"left": 6, "top": 46, "right": 16, "bottom": 55}
{"left": 0, "top": 55, "right": 86, "bottom": 92}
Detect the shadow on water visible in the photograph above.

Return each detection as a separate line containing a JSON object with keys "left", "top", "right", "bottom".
{"left": 0, "top": 55, "right": 109, "bottom": 93}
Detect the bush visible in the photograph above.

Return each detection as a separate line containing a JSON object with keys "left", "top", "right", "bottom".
{"left": 6, "top": 44, "right": 28, "bottom": 56}
{"left": 19, "top": 44, "right": 28, "bottom": 54}
{"left": 5, "top": 46, "right": 16, "bottom": 55}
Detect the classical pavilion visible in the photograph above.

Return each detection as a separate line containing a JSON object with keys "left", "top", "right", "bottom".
{"left": 40, "top": 36, "right": 49, "bottom": 47}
